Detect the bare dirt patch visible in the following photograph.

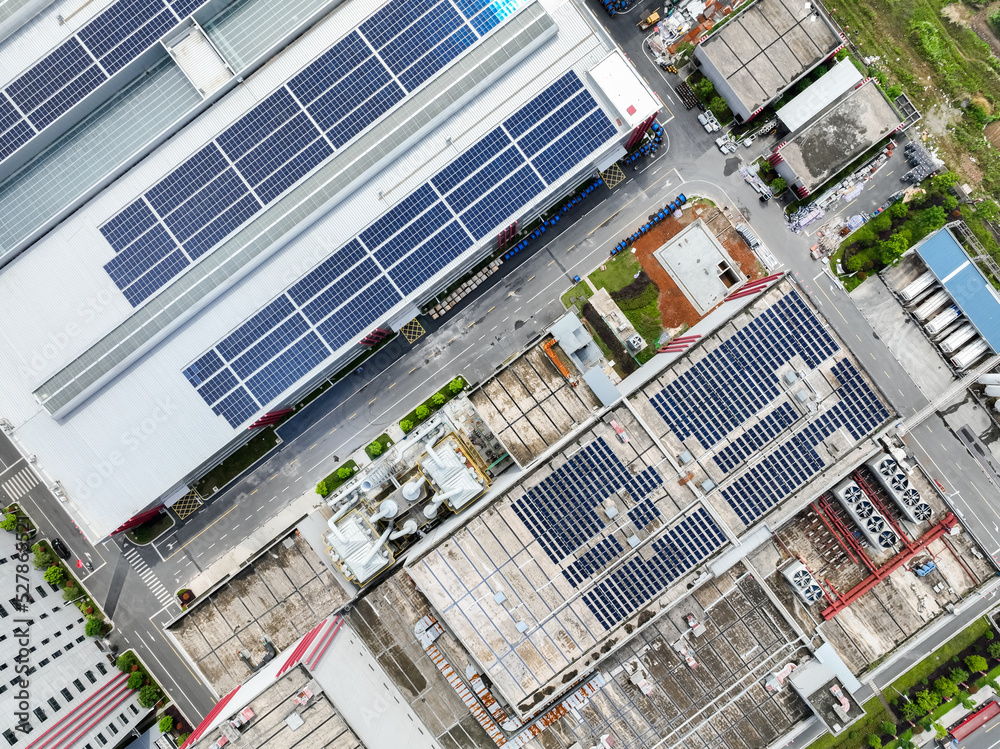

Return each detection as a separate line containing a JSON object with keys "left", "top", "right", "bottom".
{"left": 971, "top": 1, "right": 1000, "bottom": 58}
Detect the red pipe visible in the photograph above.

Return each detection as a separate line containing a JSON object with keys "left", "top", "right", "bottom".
{"left": 810, "top": 501, "right": 860, "bottom": 565}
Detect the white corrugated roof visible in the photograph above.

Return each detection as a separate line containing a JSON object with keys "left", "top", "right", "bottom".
{"left": 0, "top": 0, "right": 621, "bottom": 538}
{"left": 775, "top": 59, "right": 864, "bottom": 132}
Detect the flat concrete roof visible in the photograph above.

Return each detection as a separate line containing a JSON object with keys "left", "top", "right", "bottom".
{"left": 777, "top": 81, "right": 901, "bottom": 192}
{"left": 695, "top": 0, "right": 841, "bottom": 115}
{"left": 653, "top": 219, "right": 746, "bottom": 314}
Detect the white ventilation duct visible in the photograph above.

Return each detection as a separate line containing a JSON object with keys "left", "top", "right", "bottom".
{"left": 402, "top": 476, "right": 427, "bottom": 502}
{"left": 369, "top": 499, "right": 399, "bottom": 524}
{"left": 389, "top": 519, "right": 419, "bottom": 540}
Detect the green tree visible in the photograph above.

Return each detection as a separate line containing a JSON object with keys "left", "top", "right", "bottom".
{"left": 877, "top": 232, "right": 909, "bottom": 265}
{"left": 879, "top": 720, "right": 897, "bottom": 738}
{"left": 415, "top": 405, "right": 430, "bottom": 420}
{"left": 966, "top": 654, "right": 989, "bottom": 675}
{"left": 934, "top": 723, "right": 948, "bottom": 740}
{"left": 116, "top": 652, "right": 139, "bottom": 672}
{"left": 869, "top": 213, "right": 892, "bottom": 234}
{"left": 950, "top": 666, "right": 970, "bottom": 687}
{"left": 889, "top": 201, "right": 909, "bottom": 220}
{"left": 448, "top": 378, "right": 464, "bottom": 394}
{"left": 708, "top": 96, "right": 728, "bottom": 118}
{"left": 931, "top": 171, "right": 960, "bottom": 192}
{"left": 400, "top": 419, "right": 414, "bottom": 433}
{"left": 846, "top": 253, "right": 866, "bottom": 273}
{"left": 127, "top": 671, "right": 144, "bottom": 690}
{"left": 315, "top": 480, "right": 329, "bottom": 497}
{"left": 84, "top": 616, "right": 104, "bottom": 637}
{"left": 934, "top": 677, "right": 957, "bottom": 700}
{"left": 0, "top": 513, "right": 16, "bottom": 531}
{"left": 962, "top": 696, "right": 977, "bottom": 710}
{"left": 915, "top": 689, "right": 940, "bottom": 714}
{"left": 158, "top": 716, "right": 174, "bottom": 734}
{"left": 943, "top": 195, "right": 959, "bottom": 211}
{"left": 432, "top": 393, "right": 446, "bottom": 407}
{"left": 367, "top": 441, "right": 383, "bottom": 457}
{"left": 175, "top": 734, "right": 191, "bottom": 747}
{"left": 138, "top": 684, "right": 163, "bottom": 708}
{"left": 770, "top": 177, "right": 787, "bottom": 195}
{"left": 989, "top": 641, "right": 1000, "bottom": 662}
{"left": 337, "top": 466, "right": 352, "bottom": 480}
{"left": 868, "top": 735, "right": 882, "bottom": 749}
{"left": 43, "top": 565, "right": 64, "bottom": 586}
{"left": 916, "top": 205, "right": 947, "bottom": 235}
{"left": 692, "top": 78, "right": 716, "bottom": 101}
{"left": 901, "top": 701, "right": 923, "bottom": 723}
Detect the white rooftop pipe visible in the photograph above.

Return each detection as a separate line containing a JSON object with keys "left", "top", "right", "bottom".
{"left": 359, "top": 525, "right": 394, "bottom": 567}
{"left": 423, "top": 486, "right": 464, "bottom": 519}
{"left": 389, "top": 519, "right": 419, "bottom": 540}
{"left": 369, "top": 499, "right": 399, "bottom": 524}
{"left": 402, "top": 476, "right": 427, "bottom": 502}
{"left": 330, "top": 490, "right": 360, "bottom": 523}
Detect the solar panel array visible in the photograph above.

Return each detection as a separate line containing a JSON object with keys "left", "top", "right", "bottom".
{"left": 628, "top": 498, "right": 660, "bottom": 530}
{"left": 721, "top": 358, "right": 890, "bottom": 525}
{"left": 713, "top": 402, "right": 797, "bottom": 474}
{"left": 98, "top": 0, "right": 541, "bottom": 307}
{"left": 178, "top": 70, "right": 618, "bottom": 426}
{"left": 0, "top": 0, "right": 214, "bottom": 163}
{"left": 563, "top": 536, "right": 622, "bottom": 587}
{"left": 583, "top": 508, "right": 727, "bottom": 630}
{"left": 649, "top": 291, "right": 838, "bottom": 450}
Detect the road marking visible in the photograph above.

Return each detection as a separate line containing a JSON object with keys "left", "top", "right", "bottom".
{"left": 295, "top": 476, "right": 302, "bottom": 482}
{"left": 467, "top": 322, "right": 475, "bottom": 328}
{"left": 487, "top": 306, "right": 495, "bottom": 313}
{"left": 409, "top": 367, "right": 417, "bottom": 374}
{"left": 547, "top": 260, "right": 554, "bottom": 266}
{"left": 310, "top": 443, "right": 317, "bottom": 450}
{"left": 565, "top": 244, "right": 575, "bottom": 252}
{"left": 269, "top": 496, "right": 276, "bottom": 502}
{"left": 349, "top": 412, "right": 357, "bottom": 419}
{"left": 329, "top": 428, "right": 337, "bottom": 434}
{"left": 527, "top": 275, "right": 535, "bottom": 282}
{"left": 870, "top": 352, "right": 876, "bottom": 360}
{"left": 163, "top": 504, "right": 238, "bottom": 560}
{"left": 856, "top": 334, "right": 861, "bottom": 341}
{"left": 269, "top": 473, "right": 278, "bottom": 480}
{"left": 388, "top": 382, "right": 395, "bottom": 389}
{"left": 368, "top": 398, "right": 376, "bottom": 405}
{"left": 1, "top": 466, "right": 39, "bottom": 500}
{"left": 250, "top": 489, "right": 258, "bottom": 495}
{"left": 123, "top": 549, "right": 174, "bottom": 606}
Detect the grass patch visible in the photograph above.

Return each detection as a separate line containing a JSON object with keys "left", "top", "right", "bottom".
{"left": 195, "top": 428, "right": 279, "bottom": 498}
{"left": 399, "top": 376, "right": 468, "bottom": 431}
{"left": 366, "top": 433, "right": 394, "bottom": 459}
{"left": 125, "top": 511, "right": 175, "bottom": 544}
{"left": 561, "top": 280, "right": 594, "bottom": 310}
{"left": 589, "top": 251, "right": 643, "bottom": 293}
{"left": 806, "top": 698, "right": 889, "bottom": 749}
{"left": 316, "top": 459, "right": 358, "bottom": 497}
{"left": 587, "top": 254, "right": 664, "bottom": 363}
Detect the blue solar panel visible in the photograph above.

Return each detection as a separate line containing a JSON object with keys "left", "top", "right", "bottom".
{"left": 183, "top": 350, "right": 224, "bottom": 386}
{"left": 360, "top": 185, "right": 439, "bottom": 251}
{"left": 218, "top": 295, "right": 296, "bottom": 361}
{"left": 360, "top": 0, "right": 439, "bottom": 49}
{"left": 231, "top": 313, "right": 311, "bottom": 380}
{"left": 212, "top": 386, "right": 259, "bottom": 428}
{"left": 431, "top": 128, "right": 510, "bottom": 195}
{"left": 518, "top": 90, "right": 598, "bottom": 156}
{"left": 184, "top": 193, "right": 261, "bottom": 260}
{"left": 170, "top": 0, "right": 208, "bottom": 17}
{"left": 0, "top": 120, "right": 35, "bottom": 160}
{"left": 307, "top": 56, "right": 393, "bottom": 133}
{"left": 6, "top": 39, "right": 94, "bottom": 114}
{"left": 145, "top": 144, "right": 228, "bottom": 216}
{"left": 79, "top": 0, "right": 167, "bottom": 58}
{"left": 196, "top": 368, "right": 238, "bottom": 405}
{"left": 235, "top": 112, "right": 322, "bottom": 186}
{"left": 398, "top": 25, "right": 477, "bottom": 92}
{"left": 98, "top": 9, "right": 178, "bottom": 75}
{"left": 0, "top": 94, "right": 21, "bottom": 133}
{"left": 389, "top": 220, "right": 474, "bottom": 296}
{"left": 503, "top": 72, "right": 583, "bottom": 139}
{"left": 256, "top": 138, "right": 334, "bottom": 205}
{"left": 287, "top": 32, "right": 371, "bottom": 106}
{"left": 302, "top": 257, "right": 382, "bottom": 324}
{"left": 373, "top": 202, "right": 452, "bottom": 268}
{"left": 469, "top": 4, "right": 509, "bottom": 35}
{"left": 245, "top": 331, "right": 330, "bottom": 405}
{"left": 328, "top": 81, "right": 405, "bottom": 149}
{"left": 104, "top": 224, "right": 178, "bottom": 289}
{"left": 26, "top": 65, "right": 107, "bottom": 130}
{"left": 378, "top": 2, "right": 465, "bottom": 75}
{"left": 459, "top": 164, "right": 544, "bottom": 240}
{"left": 217, "top": 88, "right": 300, "bottom": 162}
{"left": 162, "top": 168, "right": 248, "bottom": 243}
{"left": 123, "top": 248, "right": 189, "bottom": 306}
{"left": 444, "top": 146, "right": 524, "bottom": 213}
{"left": 532, "top": 108, "right": 619, "bottom": 184}
{"left": 454, "top": 0, "right": 494, "bottom": 17}
{"left": 316, "top": 276, "right": 402, "bottom": 349}
{"left": 101, "top": 200, "right": 158, "bottom": 252}
{"left": 288, "top": 240, "right": 367, "bottom": 306}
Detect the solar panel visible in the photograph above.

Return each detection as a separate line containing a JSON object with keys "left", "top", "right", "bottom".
{"left": 100, "top": 200, "right": 158, "bottom": 252}
{"left": 532, "top": 109, "right": 619, "bottom": 184}
{"left": 145, "top": 144, "right": 229, "bottom": 217}
{"left": 373, "top": 202, "right": 453, "bottom": 268}
{"left": 378, "top": 2, "right": 465, "bottom": 76}
{"left": 360, "top": 0, "right": 440, "bottom": 50}
{"left": 257, "top": 138, "right": 334, "bottom": 205}
{"left": 26, "top": 66, "right": 107, "bottom": 130}
{"left": 216, "top": 89, "right": 300, "bottom": 162}
{"left": 360, "top": 184, "right": 439, "bottom": 251}
{"left": 217, "top": 295, "right": 297, "bottom": 361}
{"left": 78, "top": 0, "right": 167, "bottom": 59}
{"left": 122, "top": 248, "right": 188, "bottom": 306}
{"left": 0, "top": 120, "right": 36, "bottom": 160}
{"left": 444, "top": 146, "right": 524, "bottom": 214}
{"left": 245, "top": 331, "right": 330, "bottom": 404}
{"left": 235, "top": 112, "right": 323, "bottom": 187}
{"left": 103, "top": 224, "right": 178, "bottom": 289}
{"left": 288, "top": 32, "right": 372, "bottom": 106}
{"left": 162, "top": 169, "right": 248, "bottom": 243}
{"left": 503, "top": 71, "right": 583, "bottom": 139}
{"left": 398, "top": 26, "right": 477, "bottom": 92}
{"left": 459, "top": 164, "right": 544, "bottom": 240}
{"left": 6, "top": 39, "right": 95, "bottom": 114}
{"left": 432, "top": 127, "right": 510, "bottom": 195}
{"left": 389, "top": 220, "right": 474, "bottom": 296}
{"left": 212, "top": 386, "right": 259, "bottom": 428}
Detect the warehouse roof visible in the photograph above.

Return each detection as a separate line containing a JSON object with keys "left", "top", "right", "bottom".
{"left": 776, "top": 58, "right": 863, "bottom": 132}
{"left": 916, "top": 226, "right": 1000, "bottom": 353}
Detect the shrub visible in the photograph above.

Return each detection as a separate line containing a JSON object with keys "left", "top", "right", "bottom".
{"left": 868, "top": 735, "right": 882, "bottom": 749}
{"left": 966, "top": 654, "right": 989, "bottom": 674}
{"left": 315, "top": 480, "right": 329, "bottom": 497}
{"left": 432, "top": 393, "right": 446, "bottom": 407}
{"left": 159, "top": 716, "right": 174, "bottom": 734}
{"left": 127, "top": 672, "right": 144, "bottom": 690}
{"left": 950, "top": 666, "right": 970, "bottom": 686}
{"left": 84, "top": 606, "right": 93, "bottom": 614}
{"left": 43, "top": 565, "right": 64, "bottom": 586}
{"left": 400, "top": 419, "right": 414, "bottom": 433}
{"left": 336, "top": 466, "right": 352, "bottom": 480}
{"left": 62, "top": 586, "right": 81, "bottom": 601}
{"left": 989, "top": 641, "right": 1000, "bottom": 661}
{"left": 901, "top": 701, "right": 923, "bottom": 723}
{"left": 116, "top": 652, "right": 139, "bottom": 672}
{"left": 770, "top": 177, "right": 787, "bottom": 195}
{"left": 962, "top": 697, "right": 976, "bottom": 709}
{"left": 889, "top": 201, "right": 909, "bottom": 220}
{"left": 367, "top": 441, "right": 383, "bottom": 457}
{"left": 0, "top": 513, "right": 16, "bottom": 531}
{"left": 85, "top": 616, "right": 104, "bottom": 637}
{"left": 988, "top": 630, "right": 996, "bottom": 640}
{"left": 138, "top": 684, "right": 163, "bottom": 708}
{"left": 915, "top": 689, "right": 940, "bottom": 714}
{"left": 415, "top": 405, "right": 430, "bottom": 420}
{"left": 934, "top": 677, "right": 957, "bottom": 700}
{"left": 692, "top": 78, "right": 716, "bottom": 101}
{"left": 880, "top": 721, "right": 897, "bottom": 737}
{"left": 448, "top": 378, "right": 464, "bottom": 394}
{"left": 176, "top": 734, "right": 191, "bottom": 747}
{"left": 708, "top": 96, "right": 729, "bottom": 118}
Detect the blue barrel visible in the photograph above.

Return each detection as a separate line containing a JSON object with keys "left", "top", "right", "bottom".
{"left": 677, "top": 193, "right": 687, "bottom": 204}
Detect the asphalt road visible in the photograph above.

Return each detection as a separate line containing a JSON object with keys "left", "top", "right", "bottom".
{"left": 14, "top": 0, "right": 1000, "bottom": 725}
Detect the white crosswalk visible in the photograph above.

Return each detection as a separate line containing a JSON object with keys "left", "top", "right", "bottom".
{"left": 2, "top": 466, "right": 39, "bottom": 500}
{"left": 124, "top": 548, "right": 175, "bottom": 608}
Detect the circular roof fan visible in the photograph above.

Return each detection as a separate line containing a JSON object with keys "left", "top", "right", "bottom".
{"left": 866, "top": 516, "right": 886, "bottom": 534}
{"left": 877, "top": 458, "right": 897, "bottom": 476}
{"left": 890, "top": 473, "right": 909, "bottom": 492}
{"left": 792, "top": 569, "right": 812, "bottom": 588}
{"left": 878, "top": 530, "right": 897, "bottom": 548}
{"left": 913, "top": 503, "right": 932, "bottom": 522}
{"left": 902, "top": 488, "right": 921, "bottom": 507}
{"left": 804, "top": 584, "right": 823, "bottom": 603}
{"left": 854, "top": 500, "right": 875, "bottom": 519}
{"left": 843, "top": 485, "right": 863, "bottom": 504}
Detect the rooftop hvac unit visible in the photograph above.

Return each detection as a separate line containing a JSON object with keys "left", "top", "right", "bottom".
{"left": 924, "top": 305, "right": 960, "bottom": 337}
{"left": 833, "top": 479, "right": 897, "bottom": 550}
{"left": 912, "top": 290, "right": 950, "bottom": 322}
{"left": 951, "top": 338, "right": 990, "bottom": 371}
{"left": 940, "top": 323, "right": 976, "bottom": 354}
{"left": 900, "top": 271, "right": 936, "bottom": 303}
{"left": 781, "top": 560, "right": 824, "bottom": 604}
{"left": 865, "top": 454, "right": 931, "bottom": 524}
